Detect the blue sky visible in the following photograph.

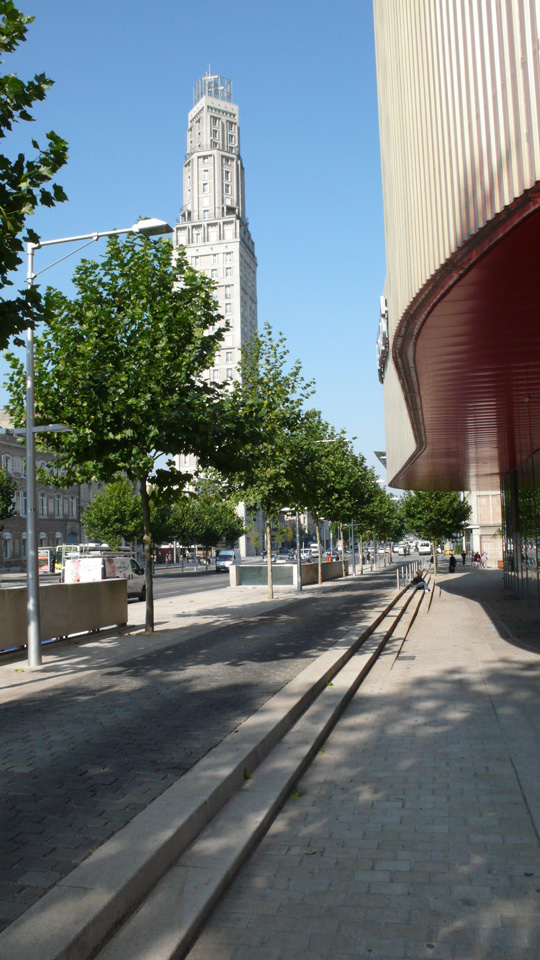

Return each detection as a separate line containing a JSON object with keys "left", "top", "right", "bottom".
{"left": 3, "top": 0, "right": 388, "bottom": 478}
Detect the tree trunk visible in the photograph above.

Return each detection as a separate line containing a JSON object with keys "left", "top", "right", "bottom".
{"left": 432, "top": 539, "right": 437, "bottom": 576}
{"left": 340, "top": 522, "right": 346, "bottom": 579}
{"left": 315, "top": 520, "right": 323, "bottom": 584}
{"left": 140, "top": 477, "right": 154, "bottom": 632}
{"left": 266, "top": 517, "right": 274, "bottom": 600}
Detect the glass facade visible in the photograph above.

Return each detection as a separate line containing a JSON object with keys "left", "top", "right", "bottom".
{"left": 502, "top": 449, "right": 540, "bottom": 605}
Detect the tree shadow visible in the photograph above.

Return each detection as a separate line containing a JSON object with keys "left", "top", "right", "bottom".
{"left": 0, "top": 571, "right": 398, "bottom": 931}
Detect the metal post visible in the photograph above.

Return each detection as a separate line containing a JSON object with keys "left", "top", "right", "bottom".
{"left": 351, "top": 519, "right": 356, "bottom": 575}
{"left": 295, "top": 511, "right": 302, "bottom": 594}
{"left": 26, "top": 243, "right": 41, "bottom": 667}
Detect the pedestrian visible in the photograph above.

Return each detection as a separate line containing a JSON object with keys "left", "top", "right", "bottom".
{"left": 474, "top": 551, "right": 481, "bottom": 568}
{"left": 410, "top": 571, "right": 430, "bottom": 592}
{"left": 481, "top": 550, "right": 487, "bottom": 568}
{"left": 448, "top": 554, "right": 456, "bottom": 573}
{"left": 461, "top": 549, "right": 466, "bottom": 566}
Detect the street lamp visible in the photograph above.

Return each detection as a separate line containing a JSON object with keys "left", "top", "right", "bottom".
{"left": 25, "top": 218, "right": 172, "bottom": 667}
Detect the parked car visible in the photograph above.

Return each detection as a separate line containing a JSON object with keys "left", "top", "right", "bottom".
{"left": 418, "top": 541, "right": 431, "bottom": 555}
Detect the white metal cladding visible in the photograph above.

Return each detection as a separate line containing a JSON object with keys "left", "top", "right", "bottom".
{"left": 374, "top": 0, "right": 540, "bottom": 479}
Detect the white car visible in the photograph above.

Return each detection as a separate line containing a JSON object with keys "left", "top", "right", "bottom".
{"left": 417, "top": 541, "right": 431, "bottom": 555}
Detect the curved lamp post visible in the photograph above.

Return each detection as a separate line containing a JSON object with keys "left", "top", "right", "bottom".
{"left": 25, "top": 218, "right": 172, "bottom": 667}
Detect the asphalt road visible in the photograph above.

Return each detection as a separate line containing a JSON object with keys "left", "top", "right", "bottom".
{"left": 0, "top": 565, "right": 400, "bottom": 932}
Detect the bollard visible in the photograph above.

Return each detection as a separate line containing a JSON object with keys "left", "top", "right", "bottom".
{"left": 397, "top": 569, "right": 399, "bottom": 590}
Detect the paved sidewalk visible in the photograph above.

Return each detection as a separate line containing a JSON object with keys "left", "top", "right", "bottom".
{"left": 185, "top": 567, "right": 540, "bottom": 960}
{"left": 0, "top": 564, "right": 397, "bottom": 937}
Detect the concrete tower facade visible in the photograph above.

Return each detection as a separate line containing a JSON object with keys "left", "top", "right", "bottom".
{"left": 174, "top": 73, "right": 261, "bottom": 556}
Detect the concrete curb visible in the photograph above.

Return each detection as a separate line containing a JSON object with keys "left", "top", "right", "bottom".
{"left": 0, "top": 583, "right": 418, "bottom": 960}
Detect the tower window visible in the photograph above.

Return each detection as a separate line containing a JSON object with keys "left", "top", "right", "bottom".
{"left": 224, "top": 286, "right": 232, "bottom": 297}
{"left": 203, "top": 182, "right": 209, "bottom": 193}
{"left": 203, "top": 169, "right": 209, "bottom": 180}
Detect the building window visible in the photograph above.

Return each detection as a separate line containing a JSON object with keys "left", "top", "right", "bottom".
{"left": 202, "top": 182, "right": 209, "bottom": 193}
{"left": 211, "top": 269, "right": 217, "bottom": 279}
{"left": 192, "top": 256, "right": 199, "bottom": 266}
{"left": 226, "top": 267, "right": 232, "bottom": 277}
{"left": 21, "top": 534, "right": 26, "bottom": 559}
{"left": 225, "top": 252, "right": 232, "bottom": 263}
{"left": 39, "top": 493, "right": 46, "bottom": 517}
{"left": 20, "top": 490, "right": 27, "bottom": 517}
{"left": 224, "top": 286, "right": 231, "bottom": 297}
{"left": 55, "top": 494, "right": 62, "bottom": 519}
{"left": 226, "top": 351, "right": 233, "bottom": 363}
{"left": 39, "top": 533, "right": 47, "bottom": 548}
{"left": 194, "top": 231, "right": 201, "bottom": 242}
{"left": 224, "top": 184, "right": 231, "bottom": 195}
{"left": 2, "top": 455, "right": 12, "bottom": 474}
{"left": 224, "top": 170, "right": 230, "bottom": 181}
{"left": 3, "top": 534, "right": 12, "bottom": 560}
{"left": 203, "top": 210, "right": 210, "bottom": 219}
{"left": 225, "top": 303, "right": 232, "bottom": 315}
{"left": 228, "top": 134, "right": 235, "bottom": 144}
{"left": 70, "top": 496, "right": 76, "bottom": 519}
{"left": 212, "top": 254, "right": 218, "bottom": 264}
{"left": 212, "top": 117, "right": 218, "bottom": 127}
{"left": 213, "top": 369, "right": 219, "bottom": 380}
{"left": 226, "top": 368, "right": 233, "bottom": 379}
{"left": 182, "top": 454, "right": 189, "bottom": 467}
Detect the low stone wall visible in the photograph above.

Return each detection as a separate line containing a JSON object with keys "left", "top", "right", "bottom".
{"left": 229, "top": 560, "right": 348, "bottom": 588}
{"left": 0, "top": 580, "right": 128, "bottom": 652}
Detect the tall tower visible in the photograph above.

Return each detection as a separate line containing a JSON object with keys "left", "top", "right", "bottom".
{"left": 174, "top": 72, "right": 261, "bottom": 556}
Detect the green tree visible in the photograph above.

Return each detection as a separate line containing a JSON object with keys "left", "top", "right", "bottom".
{"left": 228, "top": 324, "right": 314, "bottom": 598}
{"left": 81, "top": 478, "right": 141, "bottom": 551}
{"left": 170, "top": 485, "right": 244, "bottom": 556}
{"left": 0, "top": 464, "right": 15, "bottom": 530}
{"left": 5, "top": 234, "right": 237, "bottom": 629}
{"left": 401, "top": 490, "right": 471, "bottom": 574}
{"left": 0, "top": 2, "right": 68, "bottom": 347}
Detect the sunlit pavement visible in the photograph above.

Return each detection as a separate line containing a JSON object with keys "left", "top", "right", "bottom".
{"left": 0, "top": 562, "right": 399, "bottom": 941}
{"left": 184, "top": 566, "right": 540, "bottom": 960}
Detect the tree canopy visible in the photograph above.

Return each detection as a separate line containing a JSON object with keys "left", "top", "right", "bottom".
{"left": 169, "top": 484, "right": 245, "bottom": 552}
{"left": 0, "top": 463, "right": 15, "bottom": 530}
{"left": 5, "top": 233, "right": 239, "bottom": 628}
{"left": 0, "top": 1, "right": 68, "bottom": 347}
{"left": 227, "top": 324, "right": 314, "bottom": 598}
{"left": 401, "top": 490, "right": 471, "bottom": 573}
{"left": 81, "top": 478, "right": 141, "bottom": 551}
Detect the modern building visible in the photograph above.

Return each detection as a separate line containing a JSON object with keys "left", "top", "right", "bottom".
{"left": 374, "top": 0, "right": 540, "bottom": 598}
{"left": 174, "top": 72, "right": 262, "bottom": 556}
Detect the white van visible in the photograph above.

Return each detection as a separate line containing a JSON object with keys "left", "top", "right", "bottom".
{"left": 417, "top": 541, "right": 432, "bottom": 556}
{"left": 62, "top": 553, "right": 146, "bottom": 600}
{"left": 215, "top": 549, "right": 241, "bottom": 573}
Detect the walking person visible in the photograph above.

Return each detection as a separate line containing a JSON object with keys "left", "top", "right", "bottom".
{"left": 461, "top": 549, "right": 466, "bottom": 566}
